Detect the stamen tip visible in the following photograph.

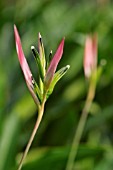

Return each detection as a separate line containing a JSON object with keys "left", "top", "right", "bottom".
{"left": 31, "top": 46, "right": 35, "bottom": 50}
{"left": 67, "top": 65, "right": 70, "bottom": 69}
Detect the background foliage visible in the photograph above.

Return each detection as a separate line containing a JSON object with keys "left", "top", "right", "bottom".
{"left": 0, "top": 0, "right": 113, "bottom": 169}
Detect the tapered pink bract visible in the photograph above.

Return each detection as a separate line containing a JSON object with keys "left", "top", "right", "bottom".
{"left": 14, "top": 25, "right": 32, "bottom": 86}
{"left": 45, "top": 38, "right": 64, "bottom": 88}
{"left": 14, "top": 25, "right": 39, "bottom": 106}
{"left": 84, "top": 34, "right": 97, "bottom": 78}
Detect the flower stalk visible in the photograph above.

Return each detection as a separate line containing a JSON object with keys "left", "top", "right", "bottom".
{"left": 65, "top": 74, "right": 96, "bottom": 170}
{"left": 65, "top": 34, "right": 98, "bottom": 170}
{"left": 18, "top": 96, "right": 46, "bottom": 170}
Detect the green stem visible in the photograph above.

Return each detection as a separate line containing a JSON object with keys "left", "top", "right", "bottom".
{"left": 17, "top": 98, "right": 46, "bottom": 170}
{"left": 65, "top": 78, "right": 96, "bottom": 170}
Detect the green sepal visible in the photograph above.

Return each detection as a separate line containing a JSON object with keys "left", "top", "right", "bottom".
{"left": 32, "top": 78, "right": 43, "bottom": 103}
{"left": 90, "top": 66, "right": 102, "bottom": 88}
{"left": 31, "top": 46, "right": 44, "bottom": 82}
{"left": 46, "top": 50, "right": 52, "bottom": 69}
{"left": 38, "top": 33, "right": 46, "bottom": 75}
{"left": 96, "top": 66, "right": 102, "bottom": 83}
{"left": 46, "top": 65, "right": 70, "bottom": 99}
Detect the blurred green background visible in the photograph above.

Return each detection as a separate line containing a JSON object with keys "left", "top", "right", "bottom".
{"left": 1, "top": 0, "right": 113, "bottom": 169}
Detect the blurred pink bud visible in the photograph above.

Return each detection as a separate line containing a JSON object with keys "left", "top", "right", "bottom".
{"left": 14, "top": 25, "right": 39, "bottom": 106}
{"left": 45, "top": 38, "right": 64, "bottom": 88}
{"left": 84, "top": 34, "right": 97, "bottom": 78}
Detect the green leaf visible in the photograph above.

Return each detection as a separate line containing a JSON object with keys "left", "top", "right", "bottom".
{"left": 46, "top": 65, "right": 70, "bottom": 99}
{"left": 0, "top": 113, "right": 20, "bottom": 170}
{"left": 31, "top": 46, "right": 44, "bottom": 82}
{"left": 21, "top": 145, "right": 104, "bottom": 170}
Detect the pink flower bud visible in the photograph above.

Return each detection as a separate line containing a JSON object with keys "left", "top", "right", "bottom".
{"left": 84, "top": 34, "right": 97, "bottom": 78}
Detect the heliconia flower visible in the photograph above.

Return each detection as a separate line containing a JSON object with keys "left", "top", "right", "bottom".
{"left": 14, "top": 24, "right": 70, "bottom": 104}
{"left": 14, "top": 25, "right": 40, "bottom": 106}
{"left": 45, "top": 38, "right": 64, "bottom": 89}
{"left": 84, "top": 34, "right": 97, "bottom": 78}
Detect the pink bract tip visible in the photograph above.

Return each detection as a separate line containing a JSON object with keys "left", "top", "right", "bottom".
{"left": 14, "top": 25, "right": 32, "bottom": 86}
{"left": 45, "top": 38, "right": 64, "bottom": 87}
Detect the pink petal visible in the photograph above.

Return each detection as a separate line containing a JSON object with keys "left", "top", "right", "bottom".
{"left": 45, "top": 38, "right": 64, "bottom": 88}
{"left": 14, "top": 25, "right": 32, "bottom": 87}
{"left": 84, "top": 34, "right": 97, "bottom": 78}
